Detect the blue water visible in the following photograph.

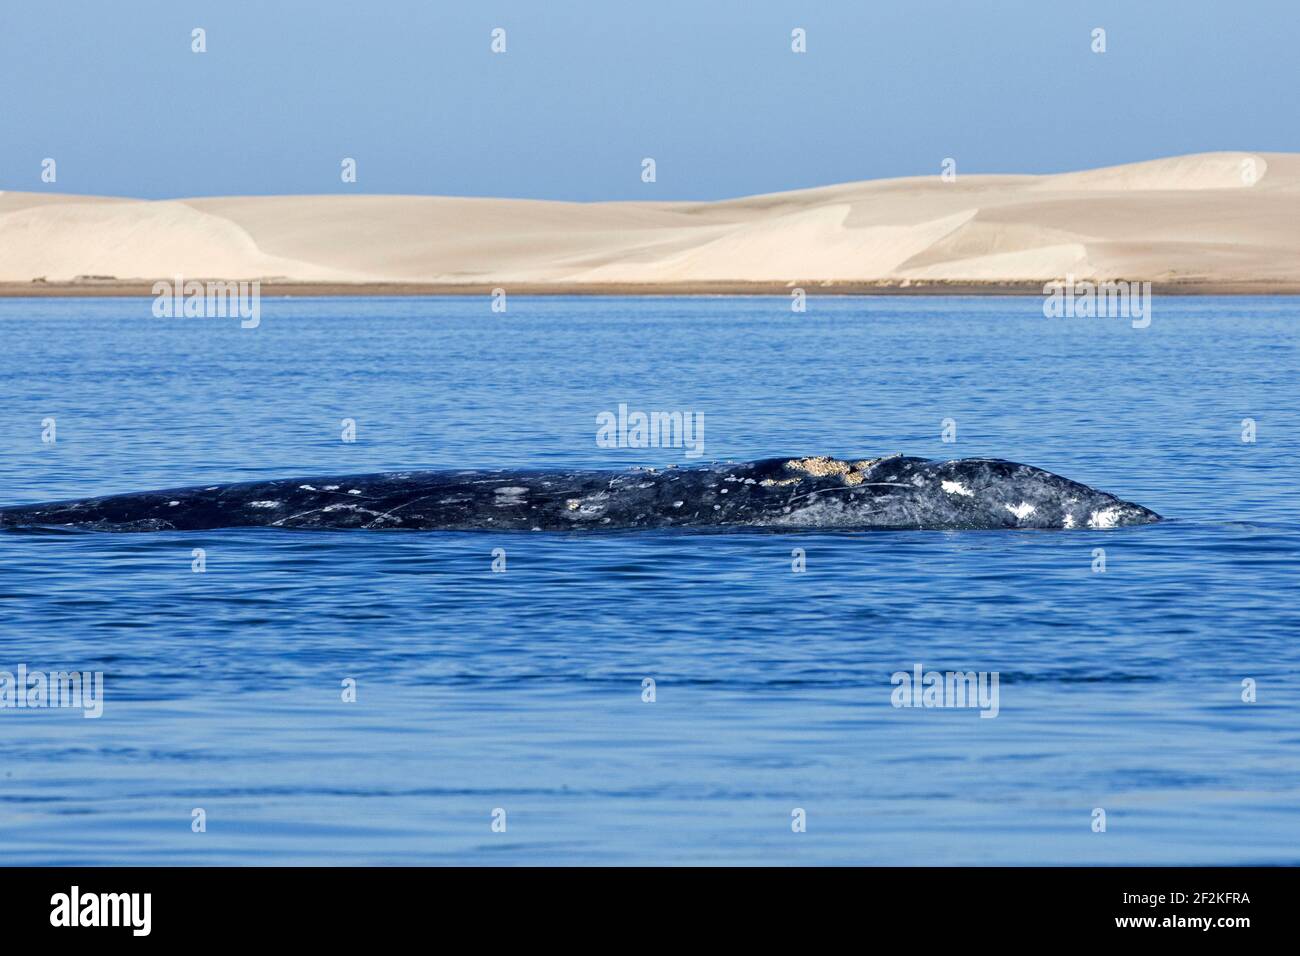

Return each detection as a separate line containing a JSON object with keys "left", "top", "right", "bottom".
{"left": 1, "top": 295, "right": 1297, "bottom": 865}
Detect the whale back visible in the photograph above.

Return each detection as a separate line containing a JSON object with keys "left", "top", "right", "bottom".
{"left": 0, "top": 456, "right": 1160, "bottom": 532}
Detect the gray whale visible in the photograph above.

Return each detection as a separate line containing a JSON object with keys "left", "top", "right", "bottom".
{"left": 0, "top": 455, "right": 1160, "bottom": 532}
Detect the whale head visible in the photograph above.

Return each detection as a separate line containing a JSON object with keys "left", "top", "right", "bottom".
{"left": 929, "top": 458, "right": 1161, "bottom": 529}
{"left": 745, "top": 455, "right": 1160, "bottom": 530}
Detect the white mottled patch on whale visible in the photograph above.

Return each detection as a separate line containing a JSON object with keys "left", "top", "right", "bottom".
{"left": 249, "top": 500, "right": 280, "bottom": 509}
{"left": 322, "top": 503, "right": 382, "bottom": 516}
{"left": 1063, "top": 513, "right": 1076, "bottom": 528}
{"left": 941, "top": 480, "right": 974, "bottom": 497}
{"left": 323, "top": 485, "right": 340, "bottom": 491}
{"left": 299, "top": 484, "right": 317, "bottom": 491}
{"left": 168, "top": 500, "right": 180, "bottom": 507}
{"left": 563, "top": 493, "right": 607, "bottom": 519}
{"left": 1005, "top": 502, "right": 1036, "bottom": 520}
{"left": 762, "top": 496, "right": 866, "bottom": 528}
{"left": 1088, "top": 507, "right": 1122, "bottom": 529}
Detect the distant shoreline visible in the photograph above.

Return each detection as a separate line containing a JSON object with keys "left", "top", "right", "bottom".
{"left": 5, "top": 153, "right": 1299, "bottom": 295}
{"left": 5, "top": 279, "right": 1300, "bottom": 298}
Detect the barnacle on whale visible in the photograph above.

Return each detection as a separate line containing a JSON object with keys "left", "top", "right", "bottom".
{"left": 784, "top": 454, "right": 902, "bottom": 485}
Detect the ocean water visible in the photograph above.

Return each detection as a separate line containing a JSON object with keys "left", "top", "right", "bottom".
{"left": 1, "top": 294, "right": 1297, "bottom": 865}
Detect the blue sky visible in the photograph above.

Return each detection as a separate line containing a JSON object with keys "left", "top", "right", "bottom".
{"left": 2, "top": 0, "right": 1296, "bottom": 199}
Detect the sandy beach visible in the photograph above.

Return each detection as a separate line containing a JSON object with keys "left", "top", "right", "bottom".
{"left": 3, "top": 151, "right": 1298, "bottom": 296}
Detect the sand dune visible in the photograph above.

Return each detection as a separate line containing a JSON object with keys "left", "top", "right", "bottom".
{"left": 2, "top": 151, "right": 1298, "bottom": 289}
